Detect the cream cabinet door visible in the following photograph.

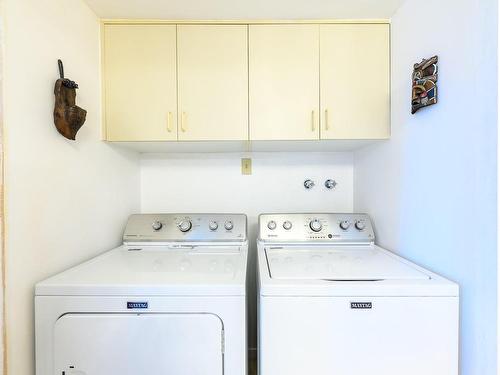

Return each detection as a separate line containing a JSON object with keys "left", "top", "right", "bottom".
{"left": 249, "top": 25, "right": 320, "bottom": 141}
{"left": 177, "top": 25, "right": 248, "bottom": 141}
{"left": 320, "top": 24, "right": 390, "bottom": 139}
{"left": 103, "top": 25, "right": 177, "bottom": 141}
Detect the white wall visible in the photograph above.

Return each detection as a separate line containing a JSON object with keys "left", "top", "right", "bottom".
{"left": 2, "top": 1, "right": 140, "bottom": 374}
{"left": 354, "top": 0, "right": 497, "bottom": 374}
{"left": 141, "top": 151, "right": 354, "bottom": 349}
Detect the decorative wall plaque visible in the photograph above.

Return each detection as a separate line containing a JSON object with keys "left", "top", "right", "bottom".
{"left": 412, "top": 55, "right": 438, "bottom": 114}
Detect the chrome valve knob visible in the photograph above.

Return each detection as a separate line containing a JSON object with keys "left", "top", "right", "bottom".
{"left": 324, "top": 179, "right": 338, "bottom": 189}
{"left": 152, "top": 221, "right": 163, "bottom": 231}
{"left": 339, "top": 220, "right": 351, "bottom": 230}
{"left": 209, "top": 221, "right": 218, "bottom": 231}
{"left": 304, "top": 179, "right": 315, "bottom": 189}
{"left": 355, "top": 220, "right": 366, "bottom": 231}
{"left": 224, "top": 220, "right": 234, "bottom": 231}
{"left": 267, "top": 221, "right": 277, "bottom": 230}
{"left": 178, "top": 220, "right": 192, "bottom": 232}
{"left": 309, "top": 219, "right": 322, "bottom": 232}
{"left": 283, "top": 221, "right": 293, "bottom": 230}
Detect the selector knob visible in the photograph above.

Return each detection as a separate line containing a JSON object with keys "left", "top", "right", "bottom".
{"left": 209, "top": 221, "right": 218, "bottom": 231}
{"left": 283, "top": 221, "right": 293, "bottom": 230}
{"left": 309, "top": 219, "right": 323, "bottom": 232}
{"left": 267, "top": 221, "right": 277, "bottom": 230}
{"left": 224, "top": 220, "right": 234, "bottom": 231}
{"left": 178, "top": 220, "right": 192, "bottom": 232}
{"left": 355, "top": 220, "right": 366, "bottom": 231}
{"left": 152, "top": 221, "right": 163, "bottom": 231}
{"left": 339, "top": 220, "right": 351, "bottom": 230}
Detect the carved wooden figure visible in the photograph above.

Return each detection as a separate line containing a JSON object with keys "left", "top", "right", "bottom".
{"left": 53, "top": 60, "right": 87, "bottom": 140}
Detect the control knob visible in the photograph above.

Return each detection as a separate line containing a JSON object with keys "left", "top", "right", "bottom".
{"left": 267, "top": 221, "right": 277, "bottom": 230}
{"left": 178, "top": 219, "right": 192, "bottom": 232}
{"left": 283, "top": 221, "right": 293, "bottom": 230}
{"left": 209, "top": 221, "right": 218, "bottom": 231}
{"left": 339, "top": 220, "right": 351, "bottom": 230}
{"left": 355, "top": 220, "right": 366, "bottom": 231}
{"left": 224, "top": 220, "right": 234, "bottom": 231}
{"left": 309, "top": 219, "right": 322, "bottom": 232}
{"left": 152, "top": 221, "right": 163, "bottom": 231}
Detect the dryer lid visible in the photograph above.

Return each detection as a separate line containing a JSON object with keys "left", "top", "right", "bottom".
{"left": 36, "top": 245, "right": 248, "bottom": 296}
{"left": 265, "top": 246, "right": 430, "bottom": 281}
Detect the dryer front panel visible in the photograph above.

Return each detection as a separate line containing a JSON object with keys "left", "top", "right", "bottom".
{"left": 54, "top": 313, "right": 223, "bottom": 375}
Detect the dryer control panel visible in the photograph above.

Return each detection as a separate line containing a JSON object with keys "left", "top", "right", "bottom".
{"left": 258, "top": 213, "right": 374, "bottom": 243}
{"left": 123, "top": 214, "right": 247, "bottom": 243}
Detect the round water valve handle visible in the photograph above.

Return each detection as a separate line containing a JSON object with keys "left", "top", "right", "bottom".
{"left": 304, "top": 179, "right": 315, "bottom": 189}
{"left": 324, "top": 179, "right": 337, "bottom": 189}
{"left": 178, "top": 220, "right": 192, "bottom": 232}
{"left": 152, "top": 221, "right": 163, "bottom": 231}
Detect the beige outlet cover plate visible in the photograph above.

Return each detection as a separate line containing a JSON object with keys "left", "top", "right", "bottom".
{"left": 241, "top": 158, "right": 252, "bottom": 175}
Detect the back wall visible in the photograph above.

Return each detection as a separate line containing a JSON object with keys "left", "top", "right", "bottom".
{"left": 140, "top": 151, "right": 354, "bottom": 349}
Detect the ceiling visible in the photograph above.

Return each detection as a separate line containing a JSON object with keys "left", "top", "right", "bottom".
{"left": 84, "top": 0, "right": 405, "bottom": 20}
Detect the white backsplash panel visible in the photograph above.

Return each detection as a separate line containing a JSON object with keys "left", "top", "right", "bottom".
{"left": 140, "top": 152, "right": 353, "bottom": 215}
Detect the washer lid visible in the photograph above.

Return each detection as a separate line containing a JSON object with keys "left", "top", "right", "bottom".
{"left": 265, "top": 246, "right": 430, "bottom": 281}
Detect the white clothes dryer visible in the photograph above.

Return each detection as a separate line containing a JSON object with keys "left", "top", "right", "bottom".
{"left": 36, "top": 213, "right": 248, "bottom": 375}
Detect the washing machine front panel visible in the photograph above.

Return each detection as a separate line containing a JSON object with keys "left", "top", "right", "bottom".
{"left": 259, "top": 295, "right": 459, "bottom": 375}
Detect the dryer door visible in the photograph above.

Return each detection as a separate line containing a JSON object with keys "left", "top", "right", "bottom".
{"left": 54, "top": 313, "right": 224, "bottom": 375}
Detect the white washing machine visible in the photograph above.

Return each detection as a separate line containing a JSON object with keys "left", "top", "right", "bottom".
{"left": 257, "top": 213, "right": 459, "bottom": 375}
{"left": 36, "top": 213, "right": 248, "bottom": 375}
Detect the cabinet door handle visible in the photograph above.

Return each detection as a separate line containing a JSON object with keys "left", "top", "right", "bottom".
{"left": 325, "top": 109, "right": 329, "bottom": 131}
{"left": 181, "top": 112, "right": 187, "bottom": 132}
{"left": 167, "top": 112, "right": 172, "bottom": 132}
{"left": 311, "top": 110, "right": 316, "bottom": 132}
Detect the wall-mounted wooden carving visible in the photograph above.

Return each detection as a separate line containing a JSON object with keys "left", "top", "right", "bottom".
{"left": 412, "top": 55, "right": 438, "bottom": 114}
{"left": 53, "top": 60, "right": 87, "bottom": 140}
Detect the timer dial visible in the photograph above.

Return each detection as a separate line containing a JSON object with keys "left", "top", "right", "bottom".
{"left": 309, "top": 219, "right": 323, "bottom": 232}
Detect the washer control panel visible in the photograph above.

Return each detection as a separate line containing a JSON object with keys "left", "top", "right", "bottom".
{"left": 123, "top": 214, "right": 247, "bottom": 243}
{"left": 259, "top": 213, "right": 374, "bottom": 243}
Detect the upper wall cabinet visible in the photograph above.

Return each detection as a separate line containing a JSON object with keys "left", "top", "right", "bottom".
{"left": 177, "top": 25, "right": 248, "bottom": 141}
{"left": 249, "top": 25, "right": 320, "bottom": 141}
{"left": 320, "top": 24, "right": 390, "bottom": 139}
{"left": 103, "top": 25, "right": 177, "bottom": 141}
{"left": 102, "top": 22, "right": 390, "bottom": 149}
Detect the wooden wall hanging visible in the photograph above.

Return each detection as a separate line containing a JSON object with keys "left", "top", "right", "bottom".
{"left": 412, "top": 55, "right": 438, "bottom": 114}
{"left": 53, "top": 60, "right": 87, "bottom": 140}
